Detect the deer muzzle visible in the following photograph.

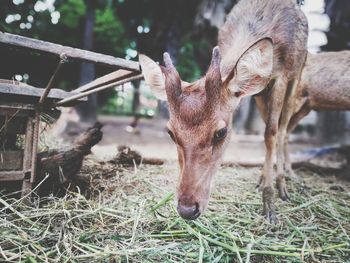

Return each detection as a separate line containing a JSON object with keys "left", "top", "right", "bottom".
{"left": 177, "top": 196, "right": 200, "bottom": 220}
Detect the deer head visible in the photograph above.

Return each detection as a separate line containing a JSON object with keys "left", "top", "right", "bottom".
{"left": 139, "top": 38, "right": 273, "bottom": 220}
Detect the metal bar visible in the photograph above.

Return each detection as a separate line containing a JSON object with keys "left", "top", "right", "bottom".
{"left": 39, "top": 54, "right": 67, "bottom": 105}
{"left": 0, "top": 32, "right": 141, "bottom": 72}
{"left": 56, "top": 74, "right": 143, "bottom": 106}
{"left": 74, "top": 69, "right": 138, "bottom": 93}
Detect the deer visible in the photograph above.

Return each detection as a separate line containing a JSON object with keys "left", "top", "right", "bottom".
{"left": 279, "top": 51, "right": 350, "bottom": 177}
{"left": 139, "top": 0, "right": 308, "bottom": 223}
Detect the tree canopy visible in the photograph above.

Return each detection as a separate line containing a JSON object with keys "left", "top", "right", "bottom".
{"left": 0, "top": 0, "right": 232, "bottom": 88}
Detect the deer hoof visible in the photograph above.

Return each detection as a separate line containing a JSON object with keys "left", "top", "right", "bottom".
{"left": 276, "top": 176, "right": 290, "bottom": 201}
{"left": 266, "top": 209, "right": 278, "bottom": 224}
{"left": 262, "top": 186, "right": 278, "bottom": 224}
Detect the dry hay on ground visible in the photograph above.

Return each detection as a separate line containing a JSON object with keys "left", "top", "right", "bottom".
{"left": 1, "top": 159, "right": 350, "bottom": 262}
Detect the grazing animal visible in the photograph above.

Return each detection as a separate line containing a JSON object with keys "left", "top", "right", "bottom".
{"left": 139, "top": 0, "right": 308, "bottom": 222}
{"left": 281, "top": 51, "right": 350, "bottom": 176}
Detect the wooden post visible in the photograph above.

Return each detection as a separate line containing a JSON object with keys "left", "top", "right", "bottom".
{"left": 30, "top": 113, "right": 39, "bottom": 184}
{"left": 21, "top": 116, "right": 34, "bottom": 197}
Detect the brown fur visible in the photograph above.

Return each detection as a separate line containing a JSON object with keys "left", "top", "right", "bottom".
{"left": 296, "top": 51, "right": 350, "bottom": 111}
{"left": 139, "top": 0, "right": 308, "bottom": 221}
{"left": 283, "top": 51, "right": 350, "bottom": 175}
{"left": 219, "top": 0, "right": 308, "bottom": 79}
{"left": 219, "top": 0, "right": 308, "bottom": 221}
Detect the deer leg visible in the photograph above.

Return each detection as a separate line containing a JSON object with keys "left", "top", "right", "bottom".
{"left": 284, "top": 104, "right": 311, "bottom": 178}
{"left": 254, "top": 95, "right": 268, "bottom": 124}
{"left": 275, "top": 78, "right": 301, "bottom": 201}
{"left": 277, "top": 75, "right": 309, "bottom": 200}
{"left": 258, "top": 76, "right": 288, "bottom": 223}
{"left": 283, "top": 133, "right": 297, "bottom": 180}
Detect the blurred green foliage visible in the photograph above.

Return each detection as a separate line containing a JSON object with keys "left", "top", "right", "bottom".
{"left": 0, "top": 0, "right": 132, "bottom": 56}
{"left": 101, "top": 84, "right": 157, "bottom": 117}
{"left": 5, "top": 1, "right": 208, "bottom": 75}
{"left": 0, "top": 0, "right": 208, "bottom": 79}
{"left": 58, "top": 0, "right": 86, "bottom": 28}
{"left": 177, "top": 36, "right": 206, "bottom": 82}
{"left": 0, "top": 0, "right": 212, "bottom": 115}
{"left": 94, "top": 7, "right": 126, "bottom": 56}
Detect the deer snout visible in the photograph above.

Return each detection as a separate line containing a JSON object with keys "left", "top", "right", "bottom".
{"left": 177, "top": 197, "right": 200, "bottom": 220}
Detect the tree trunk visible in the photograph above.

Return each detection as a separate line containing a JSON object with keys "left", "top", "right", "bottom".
{"left": 75, "top": 0, "right": 97, "bottom": 123}
{"left": 128, "top": 80, "right": 141, "bottom": 129}
{"left": 131, "top": 80, "right": 140, "bottom": 114}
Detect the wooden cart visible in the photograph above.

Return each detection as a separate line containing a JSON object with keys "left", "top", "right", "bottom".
{"left": 0, "top": 32, "right": 143, "bottom": 196}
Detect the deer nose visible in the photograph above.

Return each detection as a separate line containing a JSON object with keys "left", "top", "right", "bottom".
{"left": 177, "top": 201, "right": 200, "bottom": 220}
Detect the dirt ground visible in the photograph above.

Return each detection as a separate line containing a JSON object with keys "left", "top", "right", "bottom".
{"left": 92, "top": 115, "right": 315, "bottom": 164}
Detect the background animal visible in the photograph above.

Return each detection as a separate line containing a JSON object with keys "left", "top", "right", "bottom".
{"left": 283, "top": 51, "right": 350, "bottom": 176}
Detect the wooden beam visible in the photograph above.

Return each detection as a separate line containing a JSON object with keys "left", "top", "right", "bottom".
{"left": 0, "top": 80, "right": 87, "bottom": 102}
{"left": 0, "top": 32, "right": 141, "bottom": 72}
{"left": 0, "top": 171, "right": 24, "bottom": 181}
{"left": 0, "top": 151, "right": 23, "bottom": 170}
{"left": 56, "top": 74, "right": 143, "bottom": 106}
{"left": 0, "top": 101, "right": 35, "bottom": 111}
{"left": 0, "top": 102, "right": 60, "bottom": 124}
{"left": 74, "top": 69, "right": 138, "bottom": 93}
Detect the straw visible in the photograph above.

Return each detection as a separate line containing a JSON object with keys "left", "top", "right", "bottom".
{"left": 1, "top": 161, "right": 349, "bottom": 262}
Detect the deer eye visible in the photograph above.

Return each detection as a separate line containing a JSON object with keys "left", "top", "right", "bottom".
{"left": 167, "top": 129, "right": 176, "bottom": 143}
{"left": 213, "top": 127, "right": 227, "bottom": 142}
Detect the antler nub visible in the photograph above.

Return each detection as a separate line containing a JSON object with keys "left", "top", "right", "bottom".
{"left": 163, "top": 52, "right": 175, "bottom": 69}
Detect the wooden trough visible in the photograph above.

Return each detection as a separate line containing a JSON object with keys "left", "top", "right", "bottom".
{"left": 0, "top": 32, "right": 143, "bottom": 197}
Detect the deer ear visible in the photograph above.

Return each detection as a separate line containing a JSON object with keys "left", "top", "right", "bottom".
{"left": 139, "top": 54, "right": 167, "bottom": 101}
{"left": 224, "top": 38, "right": 273, "bottom": 98}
